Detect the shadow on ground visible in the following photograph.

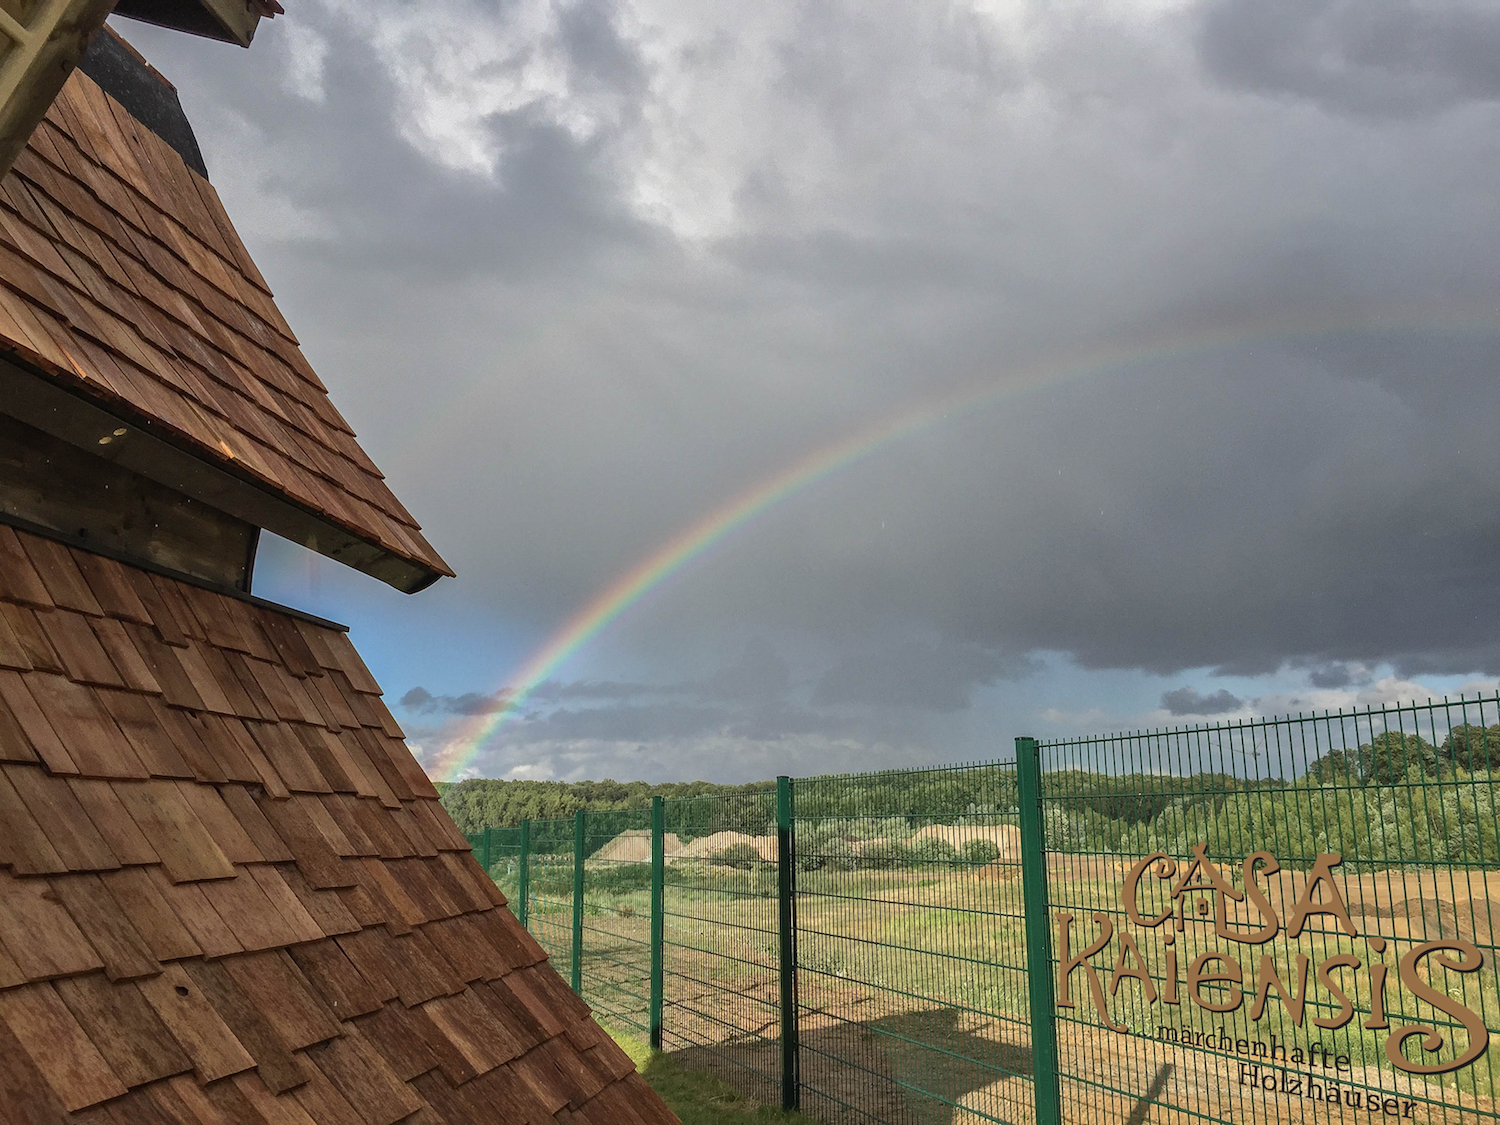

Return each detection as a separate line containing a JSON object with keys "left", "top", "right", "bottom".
{"left": 666, "top": 1009, "right": 1171, "bottom": 1125}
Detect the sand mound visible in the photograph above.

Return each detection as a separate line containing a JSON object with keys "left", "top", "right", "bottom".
{"left": 591, "top": 829, "right": 683, "bottom": 863}
{"left": 909, "top": 823, "right": 1021, "bottom": 857}
{"left": 672, "top": 831, "right": 778, "bottom": 863}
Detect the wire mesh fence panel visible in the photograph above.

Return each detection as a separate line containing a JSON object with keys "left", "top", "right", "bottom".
{"left": 654, "top": 788, "right": 786, "bottom": 1100}
{"left": 578, "top": 807, "right": 657, "bottom": 1037}
{"left": 519, "top": 816, "right": 580, "bottom": 1005}
{"left": 466, "top": 826, "right": 523, "bottom": 898}
{"left": 1037, "top": 695, "right": 1500, "bottom": 1125}
{"left": 793, "top": 762, "right": 1034, "bottom": 1125}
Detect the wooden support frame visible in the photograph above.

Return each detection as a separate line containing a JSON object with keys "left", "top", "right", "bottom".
{"left": 0, "top": 0, "right": 116, "bottom": 175}
{"left": 111, "top": 0, "right": 281, "bottom": 48}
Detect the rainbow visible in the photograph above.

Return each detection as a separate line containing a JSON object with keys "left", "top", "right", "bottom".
{"left": 428, "top": 309, "right": 1498, "bottom": 780}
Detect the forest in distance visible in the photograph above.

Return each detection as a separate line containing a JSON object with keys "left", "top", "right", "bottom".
{"left": 438, "top": 724, "right": 1500, "bottom": 869}
{"left": 436, "top": 777, "right": 775, "bottom": 835}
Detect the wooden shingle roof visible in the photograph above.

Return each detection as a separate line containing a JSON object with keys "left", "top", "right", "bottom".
{"left": 0, "top": 59, "right": 452, "bottom": 592}
{"left": 0, "top": 523, "right": 675, "bottom": 1124}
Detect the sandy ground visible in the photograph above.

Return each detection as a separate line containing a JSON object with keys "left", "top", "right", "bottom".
{"left": 550, "top": 861, "right": 1498, "bottom": 1125}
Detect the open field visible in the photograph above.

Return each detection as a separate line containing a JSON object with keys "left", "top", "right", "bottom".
{"left": 521, "top": 854, "right": 1500, "bottom": 1125}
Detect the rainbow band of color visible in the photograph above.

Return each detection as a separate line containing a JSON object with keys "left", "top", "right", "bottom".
{"left": 429, "top": 309, "right": 1498, "bottom": 781}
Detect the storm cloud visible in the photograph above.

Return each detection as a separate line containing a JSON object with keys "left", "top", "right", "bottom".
{"left": 1161, "top": 687, "right": 1244, "bottom": 717}
{"left": 117, "top": 1, "right": 1500, "bottom": 779}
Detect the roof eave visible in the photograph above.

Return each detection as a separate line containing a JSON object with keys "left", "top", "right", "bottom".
{"left": 0, "top": 355, "right": 452, "bottom": 594}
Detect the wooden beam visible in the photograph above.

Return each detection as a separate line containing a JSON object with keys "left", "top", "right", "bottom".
{"left": 195, "top": 0, "right": 257, "bottom": 46}
{"left": 0, "top": 358, "right": 444, "bottom": 594}
{"left": 110, "top": 0, "right": 280, "bottom": 48}
{"left": 0, "top": 0, "right": 115, "bottom": 175}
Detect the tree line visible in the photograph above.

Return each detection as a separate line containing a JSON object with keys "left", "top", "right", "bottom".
{"left": 444, "top": 724, "right": 1500, "bottom": 869}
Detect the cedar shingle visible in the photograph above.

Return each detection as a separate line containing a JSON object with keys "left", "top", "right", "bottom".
{"left": 0, "top": 668, "right": 77, "bottom": 773}
{"left": 172, "top": 642, "right": 236, "bottom": 715}
{"left": 176, "top": 781, "right": 264, "bottom": 864}
{"left": 0, "top": 866, "right": 104, "bottom": 979}
{"left": 254, "top": 793, "right": 353, "bottom": 889}
{"left": 100, "top": 866, "right": 201, "bottom": 962}
{"left": 146, "top": 869, "right": 243, "bottom": 959}
{"left": 68, "top": 779, "right": 159, "bottom": 865}
{"left": 18, "top": 535, "right": 105, "bottom": 615}
{"left": 122, "top": 572, "right": 186, "bottom": 647}
{"left": 181, "top": 958, "right": 309, "bottom": 1094}
{"left": 0, "top": 687, "right": 38, "bottom": 768}
{"left": 53, "top": 974, "right": 192, "bottom": 1088}
{"left": 289, "top": 938, "right": 392, "bottom": 1020}
{"left": 112, "top": 780, "right": 235, "bottom": 882}
{"left": 0, "top": 531, "right": 56, "bottom": 607}
{"left": 119, "top": 623, "right": 202, "bottom": 707}
{"left": 0, "top": 72, "right": 454, "bottom": 585}
{"left": 277, "top": 864, "right": 361, "bottom": 938}
{"left": 0, "top": 766, "right": 68, "bottom": 874}
{"left": 46, "top": 610, "right": 127, "bottom": 686}
{"left": 26, "top": 674, "right": 147, "bottom": 779}
{"left": 0, "top": 983, "right": 128, "bottom": 1110}
{"left": 291, "top": 1066, "right": 372, "bottom": 1125}
{"left": 5, "top": 764, "right": 120, "bottom": 871}
{"left": 0, "top": 602, "right": 67, "bottom": 673}
{"left": 70, "top": 553, "right": 152, "bottom": 624}
{"left": 303, "top": 1025, "right": 424, "bottom": 1125}
{"left": 144, "top": 703, "right": 224, "bottom": 782}
{"left": 219, "top": 784, "right": 295, "bottom": 862}
{"left": 198, "top": 869, "right": 304, "bottom": 952}
{"left": 89, "top": 619, "right": 162, "bottom": 693}
{"left": 97, "top": 691, "right": 195, "bottom": 779}
{"left": 223, "top": 949, "right": 343, "bottom": 1050}
{"left": 353, "top": 1003, "right": 441, "bottom": 1083}
{"left": 245, "top": 864, "right": 324, "bottom": 944}
{"left": 49, "top": 874, "right": 160, "bottom": 980}
{"left": 0, "top": 521, "right": 668, "bottom": 1122}
{"left": 0, "top": 602, "right": 35, "bottom": 670}
{"left": 136, "top": 962, "right": 257, "bottom": 1082}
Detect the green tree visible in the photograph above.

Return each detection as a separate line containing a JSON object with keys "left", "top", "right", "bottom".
{"left": 1443, "top": 724, "right": 1500, "bottom": 771}
{"left": 1359, "top": 732, "right": 1436, "bottom": 785}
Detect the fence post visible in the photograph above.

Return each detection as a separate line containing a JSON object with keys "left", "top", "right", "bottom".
{"left": 1016, "top": 737, "right": 1062, "bottom": 1125}
{"left": 572, "top": 808, "right": 585, "bottom": 994}
{"left": 650, "top": 796, "right": 665, "bottom": 1050}
{"left": 481, "top": 825, "right": 492, "bottom": 874}
{"left": 518, "top": 819, "right": 531, "bottom": 929}
{"left": 776, "top": 776, "right": 799, "bottom": 1112}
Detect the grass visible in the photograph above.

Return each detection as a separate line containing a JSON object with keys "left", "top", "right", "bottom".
{"left": 608, "top": 1027, "right": 811, "bottom": 1124}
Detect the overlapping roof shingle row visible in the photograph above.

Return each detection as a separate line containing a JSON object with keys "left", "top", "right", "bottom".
{"left": 0, "top": 63, "right": 451, "bottom": 586}
{"left": 0, "top": 523, "right": 673, "bottom": 1124}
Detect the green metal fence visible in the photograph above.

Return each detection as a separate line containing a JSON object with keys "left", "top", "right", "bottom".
{"left": 465, "top": 693, "right": 1500, "bottom": 1125}
{"left": 1035, "top": 695, "right": 1500, "bottom": 1125}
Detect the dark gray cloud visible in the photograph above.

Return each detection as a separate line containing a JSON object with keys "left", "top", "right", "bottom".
{"left": 1161, "top": 687, "right": 1245, "bottom": 716}
{"left": 1198, "top": 0, "right": 1500, "bottom": 117}
{"left": 1307, "top": 664, "right": 1354, "bottom": 690}
{"left": 401, "top": 640, "right": 794, "bottom": 717}
{"left": 401, "top": 687, "right": 505, "bottom": 716}
{"left": 813, "top": 641, "right": 1034, "bottom": 711}
{"left": 115, "top": 2, "right": 1500, "bottom": 776}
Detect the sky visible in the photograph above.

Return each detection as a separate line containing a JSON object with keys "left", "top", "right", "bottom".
{"left": 119, "top": 0, "right": 1500, "bottom": 784}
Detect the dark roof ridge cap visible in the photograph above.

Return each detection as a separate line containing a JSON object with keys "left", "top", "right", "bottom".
{"left": 99, "top": 23, "right": 177, "bottom": 93}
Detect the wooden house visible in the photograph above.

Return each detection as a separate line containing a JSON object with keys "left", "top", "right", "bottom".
{"left": 0, "top": 7, "right": 676, "bottom": 1123}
